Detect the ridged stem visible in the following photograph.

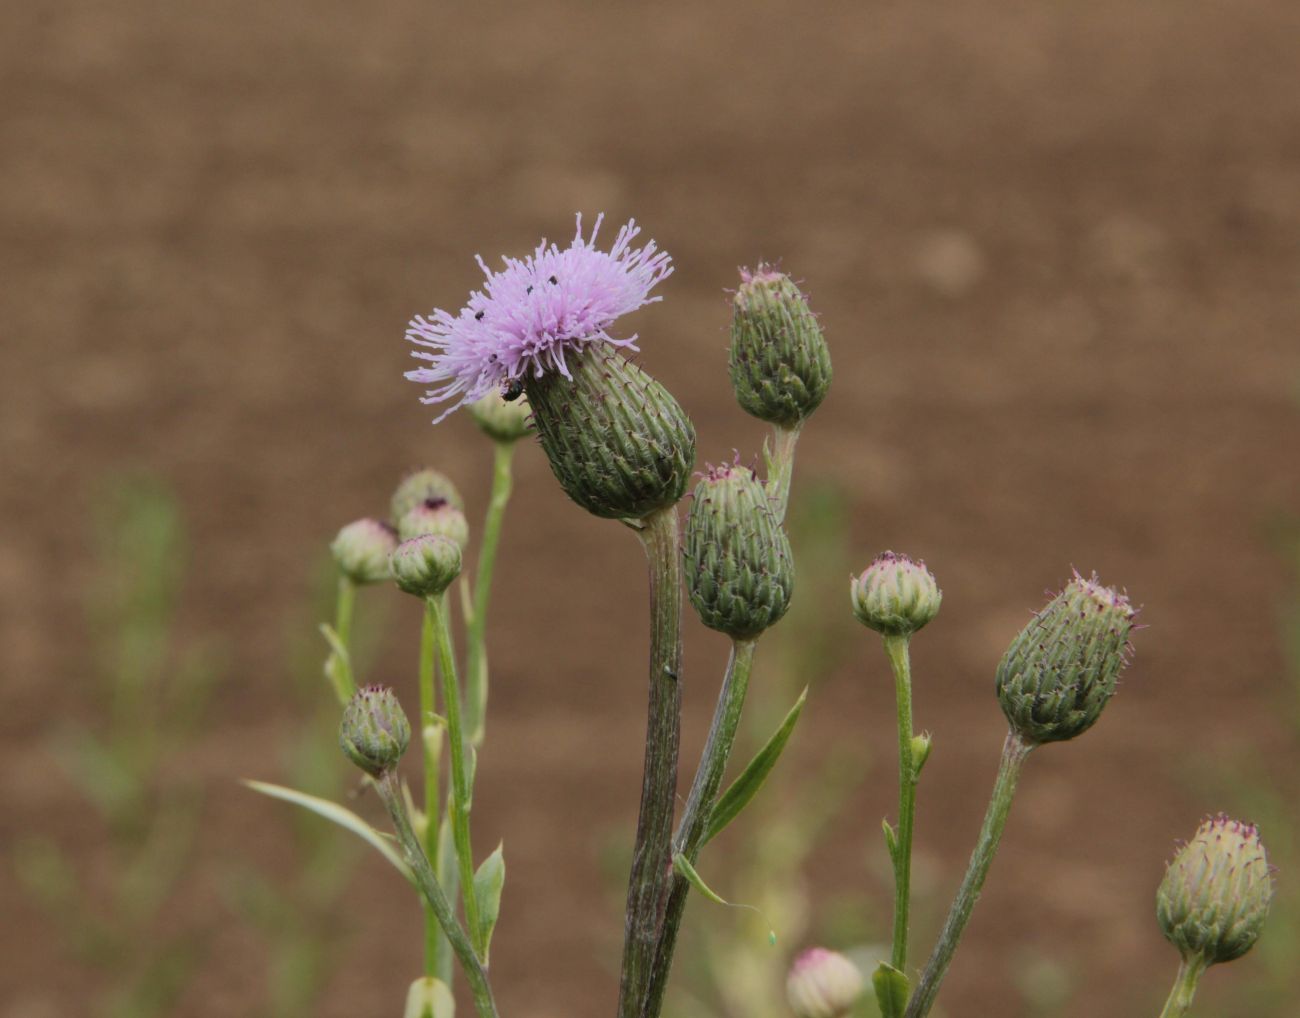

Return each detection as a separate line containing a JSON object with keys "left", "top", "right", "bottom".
{"left": 764, "top": 424, "right": 801, "bottom": 524}
{"left": 465, "top": 441, "right": 515, "bottom": 746}
{"left": 884, "top": 633, "right": 917, "bottom": 974}
{"left": 374, "top": 772, "right": 498, "bottom": 1018}
{"left": 1157, "top": 958, "right": 1207, "bottom": 1018}
{"left": 642, "top": 638, "right": 757, "bottom": 1018}
{"left": 617, "top": 506, "right": 684, "bottom": 1018}
{"left": 329, "top": 576, "right": 358, "bottom": 704}
{"left": 903, "top": 730, "right": 1034, "bottom": 1018}
{"left": 428, "top": 594, "right": 484, "bottom": 957}
{"left": 419, "top": 601, "right": 440, "bottom": 974}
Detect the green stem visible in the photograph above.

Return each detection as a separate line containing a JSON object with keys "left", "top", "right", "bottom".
{"left": 764, "top": 424, "right": 801, "bottom": 524}
{"left": 429, "top": 595, "right": 484, "bottom": 957}
{"left": 643, "top": 638, "right": 757, "bottom": 1018}
{"left": 884, "top": 634, "right": 917, "bottom": 974}
{"left": 1157, "top": 958, "right": 1207, "bottom": 1018}
{"left": 903, "top": 730, "right": 1034, "bottom": 1018}
{"left": 465, "top": 441, "right": 516, "bottom": 746}
{"left": 329, "top": 576, "right": 358, "bottom": 704}
{"left": 374, "top": 773, "right": 498, "bottom": 1018}
{"left": 617, "top": 506, "right": 684, "bottom": 1018}
{"left": 419, "top": 601, "right": 440, "bottom": 975}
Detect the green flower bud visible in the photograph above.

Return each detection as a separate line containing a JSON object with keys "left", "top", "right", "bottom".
{"left": 1157, "top": 815, "right": 1273, "bottom": 966}
{"left": 684, "top": 462, "right": 794, "bottom": 639}
{"left": 330, "top": 518, "right": 399, "bottom": 585}
{"left": 524, "top": 345, "right": 696, "bottom": 520}
{"left": 995, "top": 571, "right": 1136, "bottom": 745}
{"left": 911, "top": 731, "right": 933, "bottom": 776}
{"left": 469, "top": 389, "right": 533, "bottom": 443}
{"left": 339, "top": 684, "right": 410, "bottom": 777}
{"left": 391, "top": 534, "right": 462, "bottom": 598}
{"left": 786, "top": 947, "right": 864, "bottom": 1018}
{"left": 391, "top": 468, "right": 463, "bottom": 523}
{"left": 397, "top": 498, "right": 470, "bottom": 549}
{"left": 730, "top": 266, "right": 832, "bottom": 427}
{"left": 851, "top": 552, "right": 942, "bottom": 637}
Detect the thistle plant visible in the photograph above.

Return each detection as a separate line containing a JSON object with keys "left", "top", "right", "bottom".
{"left": 244, "top": 214, "right": 1277, "bottom": 1018}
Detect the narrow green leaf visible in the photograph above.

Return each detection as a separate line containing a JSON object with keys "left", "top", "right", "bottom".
{"left": 243, "top": 779, "right": 413, "bottom": 884}
{"left": 882, "top": 818, "right": 898, "bottom": 864}
{"left": 472, "top": 843, "right": 506, "bottom": 963}
{"left": 703, "top": 686, "right": 809, "bottom": 845}
{"left": 672, "top": 853, "right": 777, "bottom": 943}
{"left": 872, "top": 961, "right": 910, "bottom": 1018}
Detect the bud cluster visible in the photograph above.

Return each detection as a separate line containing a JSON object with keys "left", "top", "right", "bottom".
{"left": 995, "top": 572, "right": 1136, "bottom": 745}
{"left": 684, "top": 462, "right": 794, "bottom": 639}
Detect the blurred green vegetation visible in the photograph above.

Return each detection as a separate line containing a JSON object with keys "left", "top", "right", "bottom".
{"left": 12, "top": 476, "right": 218, "bottom": 1018}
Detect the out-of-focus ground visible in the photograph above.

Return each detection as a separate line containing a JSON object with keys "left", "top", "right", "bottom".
{"left": 3, "top": 1, "right": 1300, "bottom": 1016}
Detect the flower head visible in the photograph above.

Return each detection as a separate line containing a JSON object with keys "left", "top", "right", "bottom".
{"left": 406, "top": 214, "right": 673, "bottom": 421}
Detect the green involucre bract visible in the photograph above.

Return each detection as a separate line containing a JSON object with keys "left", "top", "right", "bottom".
{"left": 729, "top": 267, "right": 831, "bottom": 427}
{"left": 684, "top": 462, "right": 793, "bottom": 639}
{"left": 995, "top": 571, "right": 1136, "bottom": 744}
{"left": 339, "top": 684, "right": 411, "bottom": 777}
{"left": 525, "top": 345, "right": 696, "bottom": 520}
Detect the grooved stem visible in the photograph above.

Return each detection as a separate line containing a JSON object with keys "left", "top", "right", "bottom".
{"left": 903, "top": 730, "right": 1034, "bottom": 1018}
{"left": 419, "top": 601, "right": 440, "bottom": 975}
{"left": 884, "top": 633, "right": 917, "bottom": 974}
{"left": 465, "top": 441, "right": 515, "bottom": 746}
{"left": 617, "top": 507, "right": 683, "bottom": 1018}
{"left": 642, "top": 638, "right": 757, "bottom": 1018}
{"left": 375, "top": 773, "right": 498, "bottom": 1018}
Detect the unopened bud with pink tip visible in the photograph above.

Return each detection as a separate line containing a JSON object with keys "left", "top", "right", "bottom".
{"left": 851, "top": 552, "right": 942, "bottom": 638}
{"left": 331, "top": 518, "right": 399, "bottom": 585}
{"left": 786, "top": 948, "right": 863, "bottom": 1018}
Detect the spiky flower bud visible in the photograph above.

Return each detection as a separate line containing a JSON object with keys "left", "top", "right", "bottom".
{"left": 730, "top": 266, "right": 832, "bottom": 427}
{"left": 391, "top": 468, "right": 463, "bottom": 523}
{"left": 469, "top": 389, "right": 533, "bottom": 443}
{"left": 330, "top": 518, "right": 399, "bottom": 585}
{"left": 390, "top": 535, "right": 462, "bottom": 598}
{"left": 525, "top": 345, "right": 696, "bottom": 520}
{"left": 786, "top": 948, "right": 864, "bottom": 1018}
{"left": 339, "top": 684, "right": 410, "bottom": 777}
{"left": 850, "top": 552, "right": 942, "bottom": 638}
{"left": 684, "top": 462, "right": 794, "bottom": 639}
{"left": 995, "top": 572, "right": 1136, "bottom": 745}
{"left": 1157, "top": 815, "right": 1273, "bottom": 966}
{"left": 397, "top": 498, "right": 470, "bottom": 549}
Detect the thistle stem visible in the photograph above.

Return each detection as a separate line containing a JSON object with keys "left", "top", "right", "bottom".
{"left": 419, "top": 601, "right": 441, "bottom": 975}
{"left": 617, "top": 506, "right": 684, "bottom": 1018}
{"left": 764, "top": 424, "right": 801, "bottom": 524}
{"left": 884, "top": 633, "right": 917, "bottom": 974}
{"left": 428, "top": 595, "right": 484, "bottom": 957}
{"left": 642, "top": 638, "right": 757, "bottom": 1018}
{"left": 374, "top": 773, "right": 498, "bottom": 1018}
{"left": 329, "top": 576, "right": 358, "bottom": 704}
{"left": 903, "top": 730, "right": 1034, "bottom": 1018}
{"left": 465, "top": 440, "right": 515, "bottom": 746}
{"left": 1157, "top": 958, "right": 1207, "bottom": 1018}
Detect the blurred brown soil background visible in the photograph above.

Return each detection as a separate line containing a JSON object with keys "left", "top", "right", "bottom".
{"left": 4, "top": 1, "right": 1300, "bottom": 1016}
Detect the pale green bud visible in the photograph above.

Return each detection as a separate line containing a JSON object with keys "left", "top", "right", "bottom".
{"left": 339, "top": 684, "right": 410, "bottom": 777}
{"left": 391, "top": 468, "right": 463, "bottom": 523}
{"left": 730, "top": 266, "right": 831, "bottom": 427}
{"left": 1157, "top": 815, "right": 1273, "bottom": 966}
{"left": 469, "top": 389, "right": 532, "bottom": 443}
{"left": 851, "top": 552, "right": 942, "bottom": 637}
{"left": 684, "top": 462, "right": 794, "bottom": 639}
{"left": 911, "top": 731, "right": 933, "bottom": 776}
{"left": 995, "top": 571, "right": 1136, "bottom": 745}
{"left": 397, "top": 498, "right": 470, "bottom": 550}
{"left": 391, "top": 534, "right": 462, "bottom": 598}
{"left": 786, "top": 947, "right": 863, "bottom": 1018}
{"left": 524, "top": 345, "right": 695, "bottom": 520}
{"left": 330, "top": 518, "right": 399, "bottom": 585}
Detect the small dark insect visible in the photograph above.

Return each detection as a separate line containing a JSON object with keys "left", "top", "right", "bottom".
{"left": 503, "top": 378, "right": 525, "bottom": 401}
{"left": 474, "top": 310, "right": 485, "bottom": 320}
{"left": 525, "top": 285, "right": 533, "bottom": 295}
{"left": 548, "top": 275, "right": 558, "bottom": 284}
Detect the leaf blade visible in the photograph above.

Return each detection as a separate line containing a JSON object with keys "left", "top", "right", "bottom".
{"left": 472, "top": 843, "right": 506, "bottom": 963}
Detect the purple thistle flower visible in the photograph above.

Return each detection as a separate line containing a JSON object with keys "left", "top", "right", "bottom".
{"left": 405, "top": 214, "right": 673, "bottom": 422}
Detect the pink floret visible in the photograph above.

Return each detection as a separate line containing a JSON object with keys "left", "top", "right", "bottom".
{"left": 406, "top": 214, "right": 673, "bottom": 422}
